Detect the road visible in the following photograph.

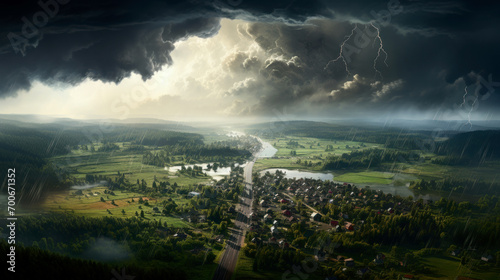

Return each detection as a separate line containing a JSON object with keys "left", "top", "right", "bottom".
{"left": 212, "top": 159, "right": 255, "bottom": 280}
{"left": 282, "top": 192, "right": 319, "bottom": 213}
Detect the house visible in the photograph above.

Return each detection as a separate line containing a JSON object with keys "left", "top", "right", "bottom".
{"left": 251, "top": 237, "right": 262, "bottom": 245}
{"left": 344, "top": 258, "right": 355, "bottom": 267}
{"left": 259, "top": 200, "right": 267, "bottom": 207}
{"left": 188, "top": 191, "right": 200, "bottom": 197}
{"left": 282, "top": 209, "right": 292, "bottom": 216}
{"left": 356, "top": 268, "right": 369, "bottom": 277}
{"left": 450, "top": 249, "right": 461, "bottom": 256}
{"left": 345, "top": 222, "right": 354, "bottom": 231}
{"left": 402, "top": 275, "right": 414, "bottom": 280}
{"left": 280, "top": 199, "right": 289, "bottom": 204}
{"left": 387, "top": 207, "right": 394, "bottom": 214}
{"left": 373, "top": 253, "right": 385, "bottom": 265}
{"left": 173, "top": 232, "right": 187, "bottom": 239}
{"left": 198, "top": 215, "right": 206, "bottom": 223}
{"left": 481, "top": 255, "right": 493, "bottom": 262}
{"left": 273, "top": 220, "right": 279, "bottom": 226}
{"left": 270, "top": 226, "right": 279, "bottom": 234}
{"left": 249, "top": 223, "right": 261, "bottom": 232}
{"left": 213, "top": 235, "right": 224, "bottom": 243}
{"left": 279, "top": 239, "right": 289, "bottom": 248}
{"left": 263, "top": 214, "right": 272, "bottom": 221}
{"left": 287, "top": 216, "right": 297, "bottom": 223}
{"left": 330, "top": 220, "right": 339, "bottom": 227}
{"left": 311, "top": 212, "right": 322, "bottom": 222}
{"left": 339, "top": 212, "right": 349, "bottom": 219}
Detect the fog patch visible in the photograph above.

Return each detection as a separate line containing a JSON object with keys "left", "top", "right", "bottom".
{"left": 70, "top": 181, "right": 107, "bottom": 190}
{"left": 82, "top": 237, "right": 131, "bottom": 262}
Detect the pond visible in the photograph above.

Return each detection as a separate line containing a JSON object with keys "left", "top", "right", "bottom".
{"left": 260, "top": 168, "right": 334, "bottom": 181}
{"left": 165, "top": 163, "right": 246, "bottom": 181}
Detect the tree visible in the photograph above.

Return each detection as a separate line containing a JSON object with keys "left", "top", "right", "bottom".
{"left": 140, "top": 210, "right": 145, "bottom": 218}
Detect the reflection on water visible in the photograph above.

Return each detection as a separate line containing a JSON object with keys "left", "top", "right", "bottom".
{"left": 261, "top": 168, "right": 334, "bottom": 181}
{"left": 165, "top": 163, "right": 246, "bottom": 181}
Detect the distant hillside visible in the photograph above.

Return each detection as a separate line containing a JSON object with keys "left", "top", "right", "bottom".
{"left": 246, "top": 120, "right": 432, "bottom": 147}
{"left": 435, "top": 130, "right": 500, "bottom": 164}
{"left": 0, "top": 121, "right": 205, "bottom": 205}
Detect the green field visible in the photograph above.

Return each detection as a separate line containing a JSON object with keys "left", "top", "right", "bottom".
{"left": 335, "top": 171, "right": 395, "bottom": 185}
{"left": 43, "top": 186, "right": 193, "bottom": 226}
{"left": 50, "top": 146, "right": 213, "bottom": 187}
{"left": 417, "top": 255, "right": 499, "bottom": 280}
{"left": 254, "top": 137, "right": 379, "bottom": 172}
{"left": 232, "top": 248, "right": 286, "bottom": 280}
{"left": 268, "top": 137, "right": 379, "bottom": 158}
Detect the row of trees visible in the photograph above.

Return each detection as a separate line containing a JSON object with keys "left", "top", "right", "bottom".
{"left": 410, "top": 178, "right": 500, "bottom": 195}
{"left": 322, "top": 148, "right": 421, "bottom": 170}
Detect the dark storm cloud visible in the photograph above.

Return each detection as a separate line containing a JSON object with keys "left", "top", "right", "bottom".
{"left": 220, "top": 0, "right": 500, "bottom": 116}
{"left": 0, "top": 0, "right": 499, "bottom": 118}
{"left": 0, "top": 0, "right": 330, "bottom": 97}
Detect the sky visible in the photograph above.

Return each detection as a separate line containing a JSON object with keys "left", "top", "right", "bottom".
{"left": 0, "top": 0, "right": 499, "bottom": 122}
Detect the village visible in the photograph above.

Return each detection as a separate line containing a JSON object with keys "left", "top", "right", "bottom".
{"left": 234, "top": 170, "right": 498, "bottom": 279}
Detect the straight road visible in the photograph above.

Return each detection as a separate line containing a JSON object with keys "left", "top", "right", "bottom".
{"left": 212, "top": 160, "right": 255, "bottom": 280}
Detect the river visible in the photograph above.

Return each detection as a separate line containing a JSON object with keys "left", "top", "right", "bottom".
{"left": 168, "top": 133, "right": 442, "bottom": 200}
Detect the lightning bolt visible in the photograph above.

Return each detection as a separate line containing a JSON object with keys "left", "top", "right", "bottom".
{"left": 371, "top": 23, "right": 388, "bottom": 79}
{"left": 465, "top": 94, "right": 478, "bottom": 129}
{"left": 324, "top": 24, "right": 358, "bottom": 76}
{"left": 459, "top": 85, "right": 477, "bottom": 130}
{"left": 459, "top": 85, "right": 468, "bottom": 108}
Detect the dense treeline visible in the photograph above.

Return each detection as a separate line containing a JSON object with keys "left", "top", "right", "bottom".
{"left": 0, "top": 121, "right": 210, "bottom": 204}
{"left": 100, "top": 127, "right": 204, "bottom": 146}
{"left": 0, "top": 214, "right": 216, "bottom": 269}
{"left": 410, "top": 178, "right": 500, "bottom": 195}
{"left": 435, "top": 130, "right": 500, "bottom": 163}
{"left": 322, "top": 148, "right": 420, "bottom": 170}
{"left": 0, "top": 123, "right": 83, "bottom": 203}
{"left": 0, "top": 239, "right": 187, "bottom": 280}
{"left": 248, "top": 121, "right": 431, "bottom": 146}
{"left": 142, "top": 140, "right": 254, "bottom": 167}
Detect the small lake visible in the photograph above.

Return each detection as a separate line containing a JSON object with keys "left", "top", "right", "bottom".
{"left": 162, "top": 137, "right": 276, "bottom": 181}
{"left": 165, "top": 163, "right": 246, "bottom": 181}
{"left": 260, "top": 168, "right": 334, "bottom": 181}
